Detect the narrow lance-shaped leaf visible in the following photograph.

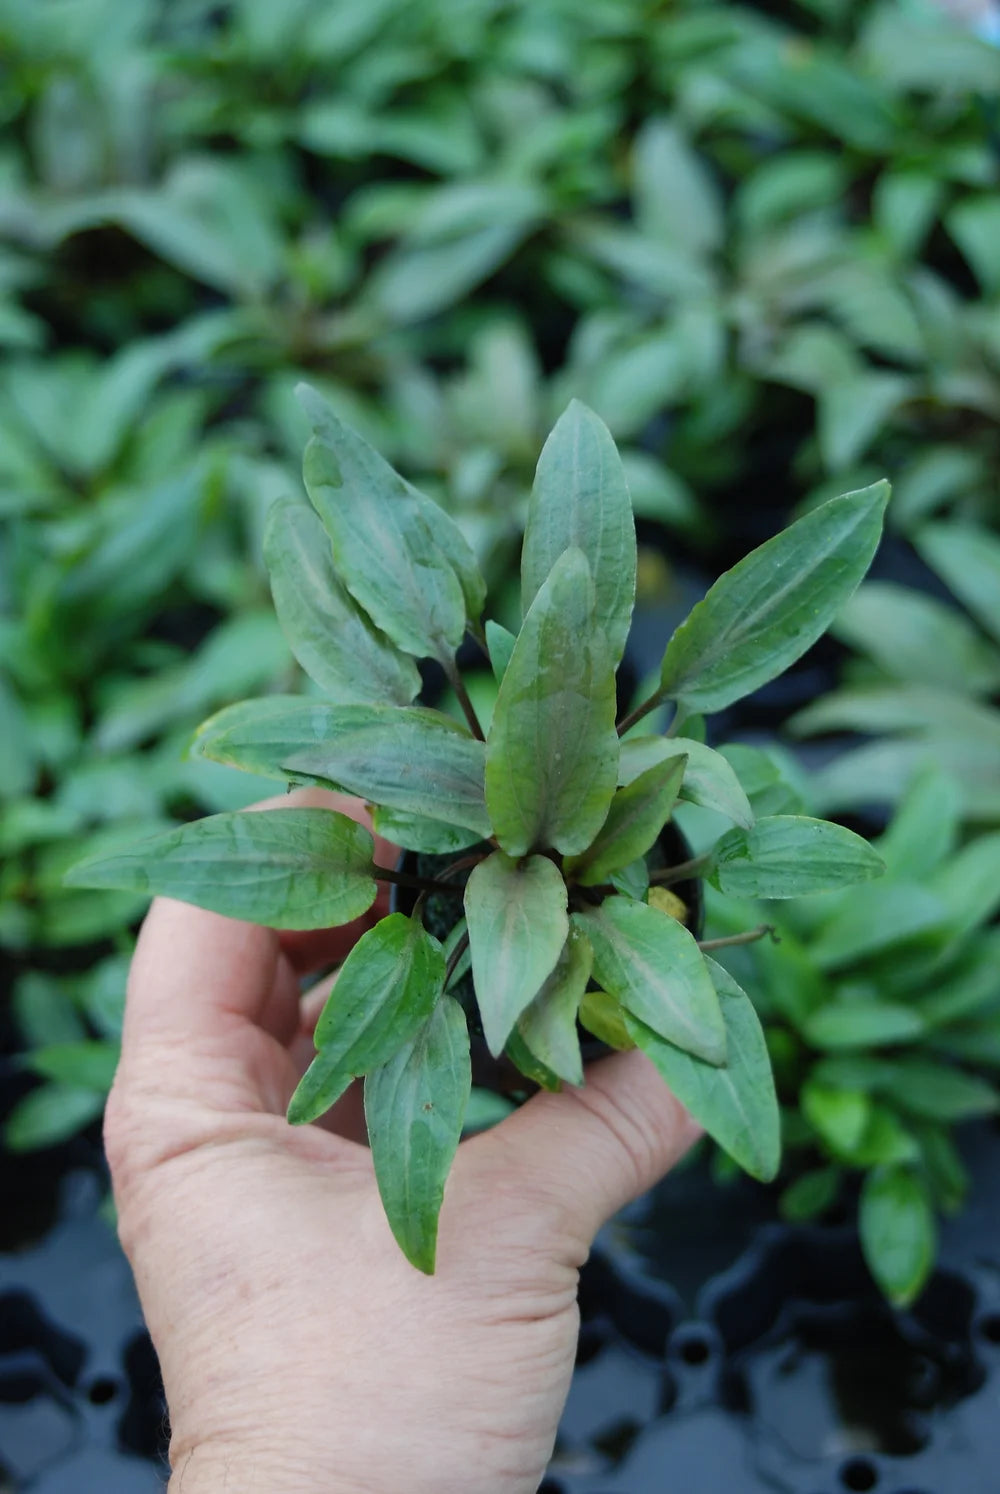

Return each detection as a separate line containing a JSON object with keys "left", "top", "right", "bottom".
{"left": 298, "top": 383, "right": 484, "bottom": 664}
{"left": 521, "top": 400, "right": 636, "bottom": 665}
{"left": 709, "top": 816, "right": 884, "bottom": 899}
{"left": 515, "top": 925, "right": 593, "bottom": 1086}
{"left": 288, "top": 915, "right": 445, "bottom": 1125}
{"left": 624, "top": 958, "right": 781, "bottom": 1182}
{"left": 486, "top": 548, "right": 619, "bottom": 856}
{"left": 263, "top": 497, "right": 420, "bottom": 705}
{"left": 915, "top": 519, "right": 1000, "bottom": 647}
{"left": 465, "top": 852, "right": 569, "bottom": 1057}
{"left": 286, "top": 706, "right": 490, "bottom": 838}
{"left": 658, "top": 482, "right": 889, "bottom": 713}
{"left": 365, "top": 995, "right": 471, "bottom": 1275}
{"left": 485, "top": 619, "right": 516, "bottom": 683}
{"left": 859, "top": 1165, "right": 936, "bottom": 1307}
{"left": 64, "top": 809, "right": 376, "bottom": 930}
{"left": 575, "top": 897, "right": 726, "bottom": 1065}
{"left": 194, "top": 697, "right": 490, "bottom": 838}
{"left": 569, "top": 754, "right": 687, "bottom": 886}
{"left": 619, "top": 737, "right": 754, "bottom": 829}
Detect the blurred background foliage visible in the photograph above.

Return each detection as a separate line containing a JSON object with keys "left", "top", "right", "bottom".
{"left": 1, "top": 0, "right": 1000, "bottom": 1231}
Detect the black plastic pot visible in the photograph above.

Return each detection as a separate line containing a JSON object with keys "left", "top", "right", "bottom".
{"left": 389, "top": 820, "right": 705, "bottom": 1095}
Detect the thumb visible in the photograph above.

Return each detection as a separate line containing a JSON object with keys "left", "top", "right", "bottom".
{"left": 482, "top": 1049, "right": 703, "bottom": 1248}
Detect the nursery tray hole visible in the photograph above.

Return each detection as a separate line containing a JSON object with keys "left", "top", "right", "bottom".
{"left": 840, "top": 1457, "right": 878, "bottom": 1490}
{"left": 676, "top": 1331, "right": 712, "bottom": 1366}
{"left": 592, "top": 1416, "right": 642, "bottom": 1463}
{"left": 87, "top": 1375, "right": 119, "bottom": 1405}
{"left": 977, "top": 1313, "right": 1000, "bottom": 1345}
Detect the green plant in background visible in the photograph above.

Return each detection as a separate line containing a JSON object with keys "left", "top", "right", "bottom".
{"left": 707, "top": 767, "right": 1000, "bottom": 1306}
{"left": 790, "top": 519, "right": 1000, "bottom": 822}
{"left": 2, "top": 0, "right": 998, "bottom": 1188}
{"left": 66, "top": 392, "right": 888, "bottom": 1271}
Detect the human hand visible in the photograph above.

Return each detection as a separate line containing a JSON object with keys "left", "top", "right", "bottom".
{"left": 106, "top": 789, "right": 700, "bottom": 1494}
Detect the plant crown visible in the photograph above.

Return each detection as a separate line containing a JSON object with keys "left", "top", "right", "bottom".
{"left": 67, "top": 390, "right": 889, "bottom": 1271}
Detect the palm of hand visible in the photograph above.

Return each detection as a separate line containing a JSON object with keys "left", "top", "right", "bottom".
{"left": 108, "top": 795, "right": 697, "bottom": 1494}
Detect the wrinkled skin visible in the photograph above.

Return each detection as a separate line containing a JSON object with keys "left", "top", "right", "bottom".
{"left": 106, "top": 790, "right": 699, "bottom": 1494}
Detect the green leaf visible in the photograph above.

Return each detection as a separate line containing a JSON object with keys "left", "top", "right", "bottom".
{"left": 298, "top": 383, "right": 483, "bottom": 663}
{"left": 803, "top": 1002, "right": 926, "bottom": 1051}
{"left": 64, "top": 809, "right": 377, "bottom": 930}
{"left": 486, "top": 549, "right": 619, "bottom": 857}
{"left": 365, "top": 995, "right": 471, "bottom": 1274}
{"left": 810, "top": 883, "right": 949, "bottom": 971}
{"left": 915, "top": 521, "right": 1000, "bottom": 647}
{"left": 221, "top": 703, "right": 489, "bottom": 839}
{"left": 610, "top": 858, "right": 650, "bottom": 901}
{"left": 570, "top": 755, "right": 686, "bottom": 887}
{"left": 263, "top": 498, "right": 420, "bottom": 705}
{"left": 917, "top": 934, "right": 1000, "bottom": 1026}
{"left": 633, "top": 118, "right": 723, "bottom": 255}
{"left": 4, "top": 1084, "right": 106, "bottom": 1152}
{"left": 802, "top": 1082, "right": 871, "bottom": 1155}
{"left": 717, "top": 744, "right": 805, "bottom": 818}
{"left": 709, "top": 816, "right": 884, "bottom": 899}
{"left": 877, "top": 767, "right": 961, "bottom": 881}
{"left": 578, "top": 988, "right": 636, "bottom": 1052}
{"left": 516, "top": 925, "right": 592, "bottom": 1086}
{"left": 860, "top": 1166, "right": 936, "bottom": 1307}
{"left": 619, "top": 737, "right": 754, "bottom": 829}
{"left": 931, "top": 832, "right": 1000, "bottom": 942}
{"left": 658, "top": 483, "right": 889, "bottom": 714}
{"left": 948, "top": 195, "right": 1000, "bottom": 297}
{"left": 369, "top": 808, "right": 483, "bottom": 857}
{"left": 852, "top": 1106, "right": 920, "bottom": 1168}
{"left": 881, "top": 1059, "right": 998, "bottom": 1123}
{"left": 504, "top": 1028, "right": 563, "bottom": 1092}
{"left": 465, "top": 852, "right": 569, "bottom": 1057}
{"left": 576, "top": 897, "right": 725, "bottom": 1065}
{"left": 780, "top": 1167, "right": 841, "bottom": 1222}
{"left": 916, "top": 1125, "right": 969, "bottom": 1215}
{"left": 485, "top": 620, "right": 516, "bottom": 683}
{"left": 23, "top": 1041, "right": 119, "bottom": 1092}
{"left": 833, "top": 582, "right": 1000, "bottom": 694}
{"left": 818, "top": 375, "right": 911, "bottom": 471}
{"left": 195, "top": 698, "right": 489, "bottom": 838}
{"left": 521, "top": 400, "right": 636, "bottom": 666}
{"left": 288, "top": 916, "right": 445, "bottom": 1125}
{"left": 625, "top": 959, "right": 780, "bottom": 1181}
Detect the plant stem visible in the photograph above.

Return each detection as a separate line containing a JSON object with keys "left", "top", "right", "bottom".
{"left": 698, "top": 924, "right": 777, "bottom": 952}
{"left": 444, "top": 929, "right": 470, "bottom": 989}
{"left": 649, "top": 853, "right": 712, "bottom": 886}
{"left": 616, "top": 687, "right": 667, "bottom": 738}
{"left": 444, "top": 659, "right": 485, "bottom": 741}
{"left": 439, "top": 851, "right": 489, "bottom": 881}
{"left": 373, "top": 865, "right": 463, "bottom": 896}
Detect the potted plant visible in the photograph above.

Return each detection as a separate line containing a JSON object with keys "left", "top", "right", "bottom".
{"left": 67, "top": 389, "right": 889, "bottom": 1273}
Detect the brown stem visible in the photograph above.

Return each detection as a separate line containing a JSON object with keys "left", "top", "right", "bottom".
{"left": 438, "top": 851, "right": 489, "bottom": 882}
{"left": 698, "top": 924, "right": 777, "bottom": 952}
{"left": 373, "top": 864, "right": 463, "bottom": 896}
{"left": 616, "top": 688, "right": 667, "bottom": 738}
{"left": 649, "top": 853, "right": 712, "bottom": 886}
{"left": 445, "top": 660, "right": 485, "bottom": 741}
{"left": 444, "top": 929, "right": 470, "bottom": 988}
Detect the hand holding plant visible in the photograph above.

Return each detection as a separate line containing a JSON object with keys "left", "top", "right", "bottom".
{"left": 70, "top": 392, "right": 889, "bottom": 1270}
{"left": 105, "top": 792, "right": 700, "bottom": 1494}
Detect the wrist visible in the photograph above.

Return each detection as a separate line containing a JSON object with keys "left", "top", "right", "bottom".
{"left": 167, "top": 1443, "right": 364, "bottom": 1494}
